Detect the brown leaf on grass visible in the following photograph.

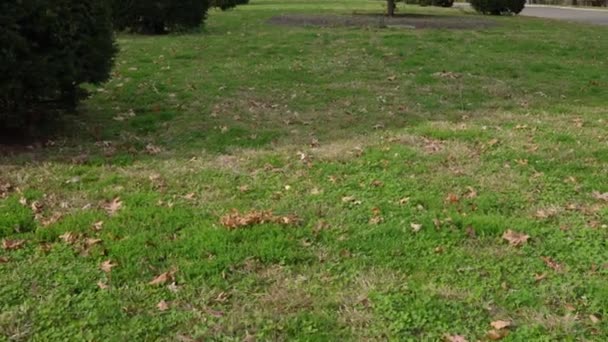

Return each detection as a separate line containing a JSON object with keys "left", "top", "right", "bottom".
{"left": 38, "top": 242, "right": 53, "bottom": 253}
{"left": 541, "top": 256, "right": 562, "bottom": 272}
{"left": 19, "top": 197, "right": 27, "bottom": 206}
{"left": 487, "top": 138, "right": 499, "bottom": 147}
{"left": 103, "top": 197, "right": 122, "bottom": 216}
{"left": 157, "top": 300, "right": 169, "bottom": 311}
{"left": 274, "top": 214, "right": 300, "bottom": 225}
{"left": 30, "top": 200, "right": 43, "bottom": 214}
{"left": 369, "top": 216, "right": 384, "bottom": 225}
{"left": 183, "top": 193, "right": 196, "bottom": 200}
{"left": 432, "top": 71, "right": 461, "bottom": 79}
{"left": 534, "top": 207, "right": 559, "bottom": 219}
{"left": 534, "top": 273, "right": 547, "bottom": 282}
{"left": 443, "top": 335, "right": 468, "bottom": 342}
{"left": 589, "top": 314, "right": 601, "bottom": 324}
{"left": 0, "top": 180, "right": 13, "bottom": 198}
{"left": 205, "top": 307, "right": 225, "bottom": 317}
{"left": 411, "top": 223, "right": 423, "bottom": 233}
{"left": 465, "top": 226, "right": 476, "bottom": 238}
{"left": 445, "top": 193, "right": 460, "bottom": 204}
{"left": 97, "top": 281, "right": 109, "bottom": 290}
{"left": 464, "top": 187, "right": 477, "bottom": 199}
{"left": 342, "top": 196, "right": 360, "bottom": 204}
{"left": 398, "top": 197, "right": 410, "bottom": 205}
{"left": 149, "top": 269, "right": 176, "bottom": 286}
{"left": 84, "top": 238, "right": 102, "bottom": 248}
{"left": 145, "top": 144, "right": 162, "bottom": 155}
{"left": 0, "top": 256, "right": 9, "bottom": 263}
{"left": 486, "top": 329, "right": 508, "bottom": 340}
{"left": 220, "top": 210, "right": 300, "bottom": 229}
{"left": 40, "top": 212, "right": 63, "bottom": 227}
{"left": 371, "top": 180, "right": 384, "bottom": 187}
{"left": 502, "top": 230, "right": 530, "bottom": 247}
{"left": 100, "top": 260, "right": 116, "bottom": 273}
{"left": 422, "top": 138, "right": 443, "bottom": 154}
{"left": 490, "top": 320, "right": 511, "bottom": 330}
{"left": 59, "top": 232, "right": 79, "bottom": 244}
{"left": 91, "top": 221, "right": 104, "bottom": 232}
{"left": 592, "top": 191, "right": 608, "bottom": 202}
{"left": 243, "top": 332, "right": 256, "bottom": 342}
{"left": 2, "top": 239, "right": 26, "bottom": 251}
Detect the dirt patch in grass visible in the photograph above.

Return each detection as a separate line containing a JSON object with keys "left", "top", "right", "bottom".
{"left": 268, "top": 14, "right": 497, "bottom": 30}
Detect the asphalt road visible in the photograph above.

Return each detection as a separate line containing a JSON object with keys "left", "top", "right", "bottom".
{"left": 522, "top": 5, "right": 608, "bottom": 25}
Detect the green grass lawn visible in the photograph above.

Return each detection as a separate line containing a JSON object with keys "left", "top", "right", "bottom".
{"left": 2, "top": 0, "right": 608, "bottom": 340}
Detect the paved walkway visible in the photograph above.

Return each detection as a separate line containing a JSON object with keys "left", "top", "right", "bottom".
{"left": 454, "top": 3, "right": 608, "bottom": 25}
{"left": 522, "top": 5, "right": 608, "bottom": 25}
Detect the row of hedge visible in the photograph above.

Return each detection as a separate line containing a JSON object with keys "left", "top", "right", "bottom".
{"left": 396, "top": 0, "right": 525, "bottom": 14}
{"left": 469, "top": 0, "right": 526, "bottom": 14}
{"left": 0, "top": 0, "right": 117, "bottom": 132}
{"left": 0, "top": 0, "right": 248, "bottom": 136}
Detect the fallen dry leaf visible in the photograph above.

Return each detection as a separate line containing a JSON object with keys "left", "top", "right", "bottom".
{"left": 464, "top": 187, "right": 477, "bottom": 199}
{"left": 432, "top": 71, "right": 461, "bottom": 79}
{"left": 487, "top": 138, "right": 499, "bottom": 147}
{"left": 91, "top": 221, "right": 104, "bottom": 232}
{"left": 502, "top": 230, "right": 530, "bottom": 247}
{"left": 103, "top": 197, "right": 123, "bottom": 216}
{"left": 0, "top": 181, "right": 12, "bottom": 198}
{"left": 183, "top": 192, "right": 196, "bottom": 200}
{"left": 220, "top": 210, "right": 299, "bottom": 229}
{"left": 411, "top": 223, "right": 423, "bottom": 232}
{"left": 84, "top": 238, "right": 102, "bottom": 248}
{"left": 445, "top": 193, "right": 460, "bottom": 204}
{"left": 592, "top": 191, "right": 608, "bottom": 202}
{"left": 145, "top": 144, "right": 162, "bottom": 155}
{"left": 167, "top": 282, "right": 180, "bottom": 293}
{"left": 2, "top": 239, "right": 26, "bottom": 251}
{"left": 30, "top": 200, "right": 43, "bottom": 214}
{"left": 157, "top": 300, "right": 169, "bottom": 311}
{"left": 0, "top": 256, "right": 9, "bottom": 263}
{"left": 422, "top": 138, "right": 443, "bottom": 154}
{"left": 534, "top": 273, "right": 547, "bottom": 282}
{"left": 40, "top": 212, "right": 63, "bottom": 227}
{"left": 205, "top": 307, "right": 225, "bottom": 317}
{"left": 589, "top": 314, "right": 601, "bottom": 324}
{"left": 371, "top": 180, "right": 384, "bottom": 188}
{"left": 534, "top": 207, "right": 559, "bottom": 219}
{"left": 398, "top": 197, "right": 410, "bottom": 205}
{"left": 97, "top": 281, "right": 109, "bottom": 290}
{"left": 444, "top": 335, "right": 468, "bottom": 342}
{"left": 149, "top": 270, "right": 176, "bottom": 286}
{"left": 541, "top": 256, "right": 562, "bottom": 272}
{"left": 100, "top": 260, "right": 116, "bottom": 273}
{"left": 486, "top": 329, "right": 508, "bottom": 340}
{"left": 369, "top": 216, "right": 384, "bottom": 225}
{"left": 490, "top": 320, "right": 511, "bottom": 330}
{"left": 59, "top": 232, "right": 79, "bottom": 244}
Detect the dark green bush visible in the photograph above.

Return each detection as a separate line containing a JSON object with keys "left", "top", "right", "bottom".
{"left": 469, "top": 0, "right": 525, "bottom": 14}
{"left": 417, "top": 0, "right": 454, "bottom": 7}
{"left": 211, "top": 0, "right": 249, "bottom": 11}
{"left": 113, "top": 0, "right": 210, "bottom": 34}
{"left": 0, "top": 0, "right": 116, "bottom": 133}
{"left": 405, "top": 0, "right": 454, "bottom": 7}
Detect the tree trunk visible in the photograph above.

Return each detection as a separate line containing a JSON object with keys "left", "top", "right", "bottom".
{"left": 387, "top": 0, "right": 396, "bottom": 16}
